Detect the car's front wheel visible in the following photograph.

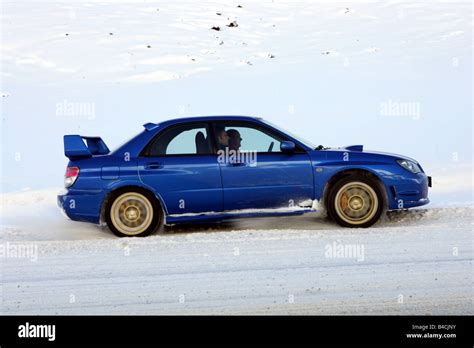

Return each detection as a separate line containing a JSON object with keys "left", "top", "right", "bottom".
{"left": 327, "top": 175, "right": 384, "bottom": 228}
{"left": 105, "top": 189, "right": 162, "bottom": 237}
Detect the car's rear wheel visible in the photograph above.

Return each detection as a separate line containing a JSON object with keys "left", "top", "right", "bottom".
{"left": 105, "top": 189, "right": 162, "bottom": 237}
{"left": 327, "top": 175, "right": 384, "bottom": 228}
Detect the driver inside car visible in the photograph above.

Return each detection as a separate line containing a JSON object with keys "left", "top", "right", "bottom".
{"left": 227, "top": 129, "right": 241, "bottom": 152}
{"left": 215, "top": 127, "right": 230, "bottom": 151}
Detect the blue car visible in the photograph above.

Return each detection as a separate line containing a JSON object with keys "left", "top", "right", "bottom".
{"left": 58, "top": 116, "right": 431, "bottom": 237}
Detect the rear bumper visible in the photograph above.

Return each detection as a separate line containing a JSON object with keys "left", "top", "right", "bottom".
{"left": 57, "top": 189, "right": 105, "bottom": 224}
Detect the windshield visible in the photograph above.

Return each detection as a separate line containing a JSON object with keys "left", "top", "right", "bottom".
{"left": 261, "top": 119, "right": 317, "bottom": 149}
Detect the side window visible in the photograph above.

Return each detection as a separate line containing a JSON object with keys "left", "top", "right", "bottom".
{"left": 214, "top": 123, "right": 284, "bottom": 153}
{"left": 145, "top": 123, "right": 212, "bottom": 156}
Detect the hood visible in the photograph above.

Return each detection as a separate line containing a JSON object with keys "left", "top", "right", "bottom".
{"left": 327, "top": 144, "right": 419, "bottom": 163}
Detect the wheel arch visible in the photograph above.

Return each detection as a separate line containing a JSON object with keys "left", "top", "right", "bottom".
{"left": 322, "top": 168, "right": 389, "bottom": 211}
{"left": 100, "top": 183, "right": 167, "bottom": 225}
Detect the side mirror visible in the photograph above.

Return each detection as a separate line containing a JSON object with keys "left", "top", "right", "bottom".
{"left": 280, "top": 141, "right": 295, "bottom": 153}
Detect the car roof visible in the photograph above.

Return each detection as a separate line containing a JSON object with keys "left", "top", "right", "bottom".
{"left": 146, "top": 115, "right": 262, "bottom": 129}
{"left": 167, "top": 115, "right": 261, "bottom": 122}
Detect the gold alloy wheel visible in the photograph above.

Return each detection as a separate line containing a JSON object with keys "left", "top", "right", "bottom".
{"left": 334, "top": 181, "right": 379, "bottom": 225}
{"left": 110, "top": 192, "right": 154, "bottom": 236}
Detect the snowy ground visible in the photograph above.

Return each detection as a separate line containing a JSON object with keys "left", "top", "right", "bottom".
{"left": 0, "top": 174, "right": 472, "bottom": 314}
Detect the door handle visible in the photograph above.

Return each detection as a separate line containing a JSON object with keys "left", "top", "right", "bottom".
{"left": 227, "top": 162, "right": 247, "bottom": 167}
{"left": 145, "top": 162, "right": 162, "bottom": 169}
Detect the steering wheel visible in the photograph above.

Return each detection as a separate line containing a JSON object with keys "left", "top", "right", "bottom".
{"left": 268, "top": 141, "right": 274, "bottom": 152}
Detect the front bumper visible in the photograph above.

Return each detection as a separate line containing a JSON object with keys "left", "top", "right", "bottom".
{"left": 57, "top": 189, "right": 105, "bottom": 224}
{"left": 385, "top": 172, "right": 431, "bottom": 209}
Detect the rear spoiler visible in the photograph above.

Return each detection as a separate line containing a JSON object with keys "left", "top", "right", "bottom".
{"left": 64, "top": 135, "right": 110, "bottom": 160}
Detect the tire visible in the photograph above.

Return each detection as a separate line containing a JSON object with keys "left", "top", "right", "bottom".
{"left": 105, "top": 188, "right": 163, "bottom": 237}
{"left": 327, "top": 174, "right": 384, "bottom": 228}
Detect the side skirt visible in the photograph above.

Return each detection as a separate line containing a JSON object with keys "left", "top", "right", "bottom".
{"left": 165, "top": 208, "right": 314, "bottom": 225}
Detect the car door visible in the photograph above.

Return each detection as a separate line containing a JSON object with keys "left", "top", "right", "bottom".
{"left": 212, "top": 121, "right": 314, "bottom": 211}
{"left": 137, "top": 122, "right": 223, "bottom": 215}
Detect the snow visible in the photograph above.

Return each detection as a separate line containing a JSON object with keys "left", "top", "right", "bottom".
{"left": 1, "top": 0, "right": 472, "bottom": 192}
{"left": 0, "top": 180, "right": 472, "bottom": 314}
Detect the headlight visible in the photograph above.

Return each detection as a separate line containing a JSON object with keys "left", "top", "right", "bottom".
{"left": 397, "top": 159, "right": 421, "bottom": 174}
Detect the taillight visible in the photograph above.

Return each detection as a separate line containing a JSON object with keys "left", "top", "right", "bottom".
{"left": 65, "top": 166, "right": 80, "bottom": 188}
